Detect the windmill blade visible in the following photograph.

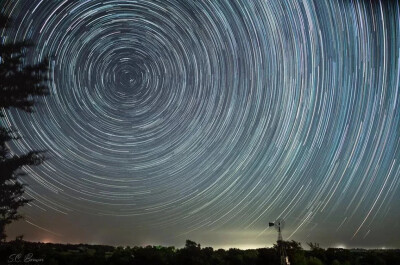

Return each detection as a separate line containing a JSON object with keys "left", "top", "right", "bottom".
{"left": 275, "top": 218, "right": 285, "bottom": 229}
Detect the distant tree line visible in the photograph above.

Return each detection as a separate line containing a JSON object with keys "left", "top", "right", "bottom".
{"left": 1, "top": 239, "right": 399, "bottom": 265}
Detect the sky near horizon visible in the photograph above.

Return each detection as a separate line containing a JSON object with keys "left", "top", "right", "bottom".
{"left": 1, "top": 0, "right": 400, "bottom": 249}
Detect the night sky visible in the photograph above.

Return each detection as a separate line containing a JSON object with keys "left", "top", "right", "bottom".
{"left": 1, "top": 0, "right": 400, "bottom": 249}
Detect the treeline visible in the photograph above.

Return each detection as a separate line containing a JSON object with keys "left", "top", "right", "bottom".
{"left": 1, "top": 239, "right": 399, "bottom": 265}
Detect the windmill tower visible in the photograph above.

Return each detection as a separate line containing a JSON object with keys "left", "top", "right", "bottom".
{"left": 269, "top": 219, "right": 290, "bottom": 265}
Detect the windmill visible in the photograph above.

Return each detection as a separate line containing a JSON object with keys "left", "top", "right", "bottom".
{"left": 269, "top": 218, "right": 290, "bottom": 265}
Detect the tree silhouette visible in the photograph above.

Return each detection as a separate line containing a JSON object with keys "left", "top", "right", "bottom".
{"left": 0, "top": 13, "right": 50, "bottom": 241}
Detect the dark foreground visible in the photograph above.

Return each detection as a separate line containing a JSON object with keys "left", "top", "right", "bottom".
{"left": 1, "top": 239, "right": 399, "bottom": 265}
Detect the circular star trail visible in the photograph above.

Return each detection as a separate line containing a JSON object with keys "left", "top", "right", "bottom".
{"left": 1, "top": 0, "right": 400, "bottom": 247}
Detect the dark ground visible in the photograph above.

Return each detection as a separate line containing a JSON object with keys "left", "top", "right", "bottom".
{"left": 1, "top": 239, "right": 399, "bottom": 265}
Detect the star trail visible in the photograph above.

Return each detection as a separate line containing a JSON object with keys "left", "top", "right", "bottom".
{"left": 1, "top": 0, "right": 399, "bottom": 248}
